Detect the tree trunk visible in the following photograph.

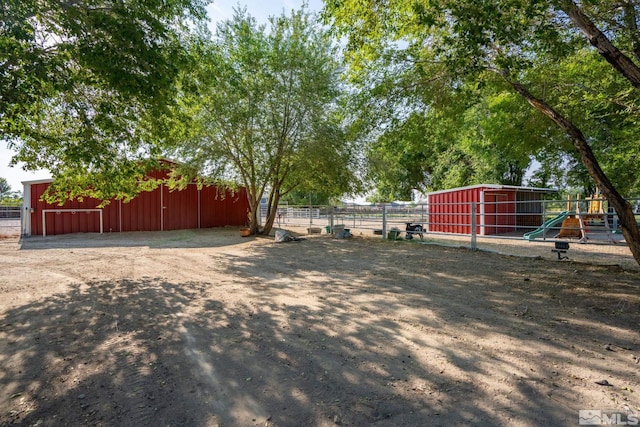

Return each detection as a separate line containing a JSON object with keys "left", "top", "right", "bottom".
{"left": 261, "top": 190, "right": 281, "bottom": 236}
{"left": 560, "top": 0, "right": 640, "bottom": 91}
{"left": 505, "top": 75, "right": 640, "bottom": 266}
{"left": 247, "top": 193, "right": 260, "bottom": 234}
{"left": 621, "top": 0, "right": 640, "bottom": 63}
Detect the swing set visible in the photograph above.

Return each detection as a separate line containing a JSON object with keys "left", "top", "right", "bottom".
{"left": 556, "top": 189, "right": 620, "bottom": 243}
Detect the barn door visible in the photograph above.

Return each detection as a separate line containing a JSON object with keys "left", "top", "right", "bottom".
{"left": 161, "top": 184, "right": 199, "bottom": 231}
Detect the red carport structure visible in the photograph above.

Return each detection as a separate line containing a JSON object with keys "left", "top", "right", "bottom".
{"left": 21, "top": 167, "right": 250, "bottom": 236}
{"left": 427, "top": 184, "right": 556, "bottom": 236}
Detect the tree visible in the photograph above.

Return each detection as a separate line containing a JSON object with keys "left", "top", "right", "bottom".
{"left": 363, "top": 87, "right": 554, "bottom": 201}
{"left": 546, "top": 48, "right": 640, "bottom": 195}
{"left": 169, "top": 8, "right": 357, "bottom": 235}
{"left": 1, "top": 0, "right": 210, "bottom": 203}
{"left": 324, "top": 0, "right": 640, "bottom": 266}
{"left": 0, "top": 177, "right": 21, "bottom": 203}
{"left": 0, "top": 178, "right": 11, "bottom": 198}
{"left": 334, "top": 30, "right": 561, "bottom": 201}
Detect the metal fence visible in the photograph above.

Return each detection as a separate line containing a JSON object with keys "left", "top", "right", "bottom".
{"left": 0, "top": 205, "right": 22, "bottom": 237}
{"left": 265, "top": 197, "right": 640, "bottom": 270}
{"left": 0, "top": 205, "right": 21, "bottom": 219}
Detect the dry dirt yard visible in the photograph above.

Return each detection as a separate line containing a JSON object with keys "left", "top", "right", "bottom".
{"left": 1, "top": 228, "right": 639, "bottom": 427}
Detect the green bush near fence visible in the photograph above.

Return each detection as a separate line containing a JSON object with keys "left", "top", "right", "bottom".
{"left": 0, "top": 198, "right": 22, "bottom": 206}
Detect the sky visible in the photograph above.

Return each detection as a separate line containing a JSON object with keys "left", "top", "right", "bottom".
{"left": 0, "top": 0, "right": 325, "bottom": 193}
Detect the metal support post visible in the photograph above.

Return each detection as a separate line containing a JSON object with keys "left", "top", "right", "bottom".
{"left": 471, "top": 203, "right": 477, "bottom": 251}
{"left": 382, "top": 205, "right": 387, "bottom": 239}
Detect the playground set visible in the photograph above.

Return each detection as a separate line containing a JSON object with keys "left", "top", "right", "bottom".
{"left": 523, "top": 189, "right": 621, "bottom": 243}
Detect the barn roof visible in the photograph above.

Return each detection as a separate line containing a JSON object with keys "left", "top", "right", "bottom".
{"left": 21, "top": 158, "right": 182, "bottom": 186}
{"left": 426, "top": 184, "right": 556, "bottom": 196}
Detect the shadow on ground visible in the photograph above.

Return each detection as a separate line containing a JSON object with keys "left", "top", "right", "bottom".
{"left": 1, "top": 236, "right": 639, "bottom": 426}
{"left": 17, "top": 228, "right": 252, "bottom": 250}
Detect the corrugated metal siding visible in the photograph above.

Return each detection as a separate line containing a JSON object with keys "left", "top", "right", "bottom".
{"left": 162, "top": 184, "right": 199, "bottom": 231}
{"left": 120, "top": 188, "right": 162, "bottom": 232}
{"left": 428, "top": 187, "right": 480, "bottom": 234}
{"left": 200, "top": 187, "right": 249, "bottom": 228}
{"left": 483, "top": 190, "right": 517, "bottom": 234}
{"left": 102, "top": 203, "right": 120, "bottom": 233}
{"left": 428, "top": 186, "right": 525, "bottom": 235}
{"left": 28, "top": 178, "right": 250, "bottom": 236}
{"left": 30, "top": 183, "right": 106, "bottom": 236}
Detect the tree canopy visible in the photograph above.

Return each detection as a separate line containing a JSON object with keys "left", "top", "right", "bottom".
{"left": 360, "top": 80, "right": 560, "bottom": 201}
{"left": 0, "top": 177, "right": 21, "bottom": 202}
{"left": 1, "top": 0, "right": 210, "bottom": 202}
{"left": 0, "top": 177, "right": 11, "bottom": 198}
{"left": 168, "top": 8, "right": 358, "bottom": 234}
{"left": 324, "top": 0, "right": 640, "bottom": 265}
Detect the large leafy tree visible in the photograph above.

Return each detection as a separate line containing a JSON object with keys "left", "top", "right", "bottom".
{"left": 338, "top": 33, "right": 562, "bottom": 202}
{"left": 545, "top": 48, "right": 640, "bottom": 194}
{"left": 325, "top": 0, "right": 640, "bottom": 266}
{"left": 1, "top": 0, "right": 209, "bottom": 203}
{"left": 364, "top": 86, "right": 555, "bottom": 201}
{"left": 169, "top": 8, "right": 357, "bottom": 235}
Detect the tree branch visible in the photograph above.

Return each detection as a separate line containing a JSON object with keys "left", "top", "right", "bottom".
{"left": 498, "top": 69, "right": 640, "bottom": 264}
{"left": 559, "top": 0, "right": 640, "bottom": 91}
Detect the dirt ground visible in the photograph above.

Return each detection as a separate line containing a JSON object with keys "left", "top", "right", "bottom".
{"left": 1, "top": 227, "right": 639, "bottom": 427}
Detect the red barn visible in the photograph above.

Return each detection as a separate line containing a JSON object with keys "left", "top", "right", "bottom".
{"left": 21, "top": 167, "right": 250, "bottom": 236}
{"left": 427, "top": 184, "right": 555, "bottom": 236}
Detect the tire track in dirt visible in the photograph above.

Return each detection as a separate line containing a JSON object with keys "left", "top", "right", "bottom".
{"left": 71, "top": 330, "right": 161, "bottom": 426}
{"left": 115, "top": 357, "right": 159, "bottom": 427}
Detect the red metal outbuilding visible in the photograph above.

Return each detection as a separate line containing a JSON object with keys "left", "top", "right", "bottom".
{"left": 21, "top": 167, "right": 250, "bottom": 236}
{"left": 427, "top": 184, "right": 555, "bottom": 236}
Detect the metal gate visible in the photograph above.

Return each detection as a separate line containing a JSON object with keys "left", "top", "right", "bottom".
{"left": 0, "top": 205, "right": 22, "bottom": 237}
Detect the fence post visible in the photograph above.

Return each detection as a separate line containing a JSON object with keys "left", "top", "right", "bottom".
{"left": 329, "top": 207, "right": 334, "bottom": 233}
{"left": 542, "top": 201, "right": 547, "bottom": 240}
{"left": 425, "top": 202, "right": 430, "bottom": 232}
{"left": 471, "top": 203, "right": 477, "bottom": 251}
{"left": 382, "top": 204, "right": 387, "bottom": 239}
{"left": 479, "top": 191, "right": 485, "bottom": 236}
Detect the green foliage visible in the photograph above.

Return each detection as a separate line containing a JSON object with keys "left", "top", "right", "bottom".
{"left": 0, "top": 177, "right": 21, "bottom": 203}
{"left": 0, "top": 178, "right": 11, "bottom": 198}
{"left": 280, "top": 191, "right": 333, "bottom": 206}
{"left": 517, "top": 47, "right": 640, "bottom": 195}
{"left": 325, "top": 0, "right": 640, "bottom": 197}
{"left": 169, "top": 7, "right": 357, "bottom": 233}
{"left": 1, "top": 0, "right": 210, "bottom": 202}
{"left": 353, "top": 65, "right": 559, "bottom": 199}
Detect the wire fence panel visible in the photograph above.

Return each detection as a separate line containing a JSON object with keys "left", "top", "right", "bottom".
{"left": 0, "top": 206, "right": 21, "bottom": 219}
{"left": 0, "top": 206, "right": 22, "bottom": 237}
{"left": 267, "top": 197, "right": 640, "bottom": 270}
